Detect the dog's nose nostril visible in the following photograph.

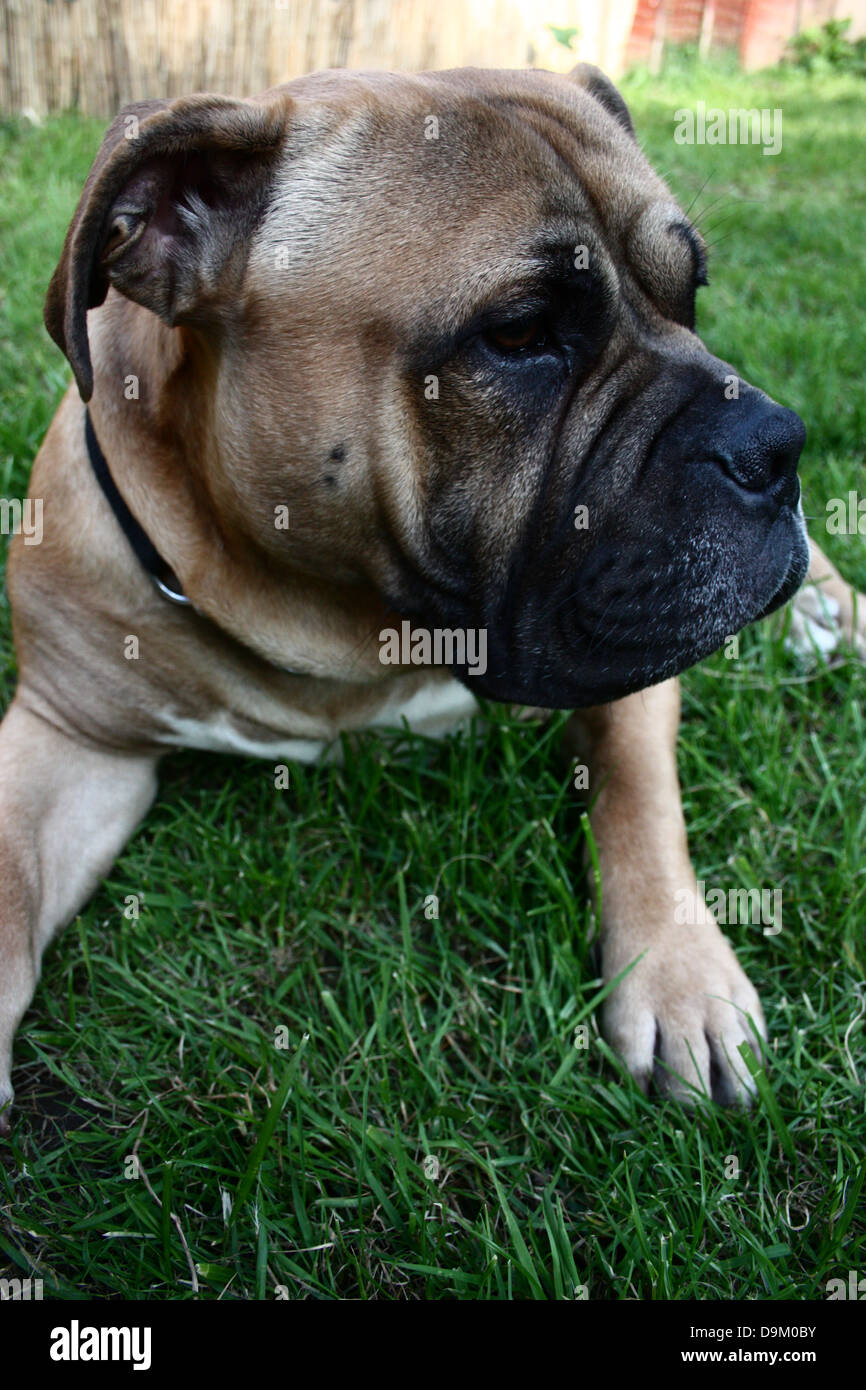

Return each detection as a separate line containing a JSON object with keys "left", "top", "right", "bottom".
{"left": 707, "top": 448, "right": 736, "bottom": 478}
{"left": 713, "top": 405, "right": 805, "bottom": 503}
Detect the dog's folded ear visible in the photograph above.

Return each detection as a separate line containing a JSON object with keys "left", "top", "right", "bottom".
{"left": 565, "top": 63, "right": 636, "bottom": 140}
{"left": 44, "top": 93, "right": 292, "bottom": 401}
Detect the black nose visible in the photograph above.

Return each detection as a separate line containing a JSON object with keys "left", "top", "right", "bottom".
{"left": 712, "top": 403, "right": 805, "bottom": 505}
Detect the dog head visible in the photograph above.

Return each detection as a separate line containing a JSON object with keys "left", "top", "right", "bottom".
{"left": 45, "top": 65, "right": 808, "bottom": 705}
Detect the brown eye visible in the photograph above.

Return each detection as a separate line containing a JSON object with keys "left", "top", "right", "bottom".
{"left": 485, "top": 315, "right": 546, "bottom": 352}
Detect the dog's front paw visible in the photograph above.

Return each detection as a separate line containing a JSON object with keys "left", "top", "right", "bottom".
{"left": 600, "top": 897, "right": 766, "bottom": 1106}
{"left": 787, "top": 586, "right": 844, "bottom": 659}
{"left": 792, "top": 540, "right": 866, "bottom": 660}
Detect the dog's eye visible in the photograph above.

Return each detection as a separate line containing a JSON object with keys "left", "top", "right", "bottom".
{"left": 483, "top": 314, "right": 548, "bottom": 354}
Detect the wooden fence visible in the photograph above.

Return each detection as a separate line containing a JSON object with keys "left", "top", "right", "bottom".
{"left": 0, "top": 0, "right": 638, "bottom": 116}
{"left": 4, "top": 0, "right": 861, "bottom": 117}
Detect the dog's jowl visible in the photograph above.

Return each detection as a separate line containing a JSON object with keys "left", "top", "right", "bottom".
{"left": 2, "top": 62, "right": 862, "bottom": 1130}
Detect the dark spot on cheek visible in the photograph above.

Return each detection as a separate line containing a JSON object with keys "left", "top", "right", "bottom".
{"left": 322, "top": 443, "right": 347, "bottom": 485}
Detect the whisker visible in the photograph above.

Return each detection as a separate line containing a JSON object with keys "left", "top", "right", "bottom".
{"left": 700, "top": 208, "right": 754, "bottom": 234}
{"left": 703, "top": 231, "right": 741, "bottom": 251}
{"left": 690, "top": 189, "right": 734, "bottom": 223}
{"left": 684, "top": 173, "right": 714, "bottom": 218}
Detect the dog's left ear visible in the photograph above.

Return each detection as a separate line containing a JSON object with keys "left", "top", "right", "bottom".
{"left": 565, "top": 63, "right": 636, "bottom": 140}
{"left": 44, "top": 92, "right": 292, "bottom": 401}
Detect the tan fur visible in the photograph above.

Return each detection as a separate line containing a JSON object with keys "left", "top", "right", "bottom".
{"left": 1, "top": 63, "right": 862, "bottom": 1130}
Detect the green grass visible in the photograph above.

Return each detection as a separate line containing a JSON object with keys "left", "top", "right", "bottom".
{"left": 1, "top": 63, "right": 864, "bottom": 1301}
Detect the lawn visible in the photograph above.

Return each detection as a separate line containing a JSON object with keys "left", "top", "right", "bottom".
{"left": 0, "top": 59, "right": 864, "bottom": 1301}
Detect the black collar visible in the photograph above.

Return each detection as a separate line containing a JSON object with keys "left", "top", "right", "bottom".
{"left": 83, "top": 409, "right": 314, "bottom": 679}
{"left": 84, "top": 409, "right": 190, "bottom": 606}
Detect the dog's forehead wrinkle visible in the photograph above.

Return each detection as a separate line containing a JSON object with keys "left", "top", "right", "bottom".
{"left": 614, "top": 197, "right": 705, "bottom": 326}
{"left": 475, "top": 91, "right": 672, "bottom": 239}
{"left": 255, "top": 79, "right": 652, "bottom": 281}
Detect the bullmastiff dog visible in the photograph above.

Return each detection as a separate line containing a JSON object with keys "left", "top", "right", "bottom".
{"left": 0, "top": 63, "right": 862, "bottom": 1132}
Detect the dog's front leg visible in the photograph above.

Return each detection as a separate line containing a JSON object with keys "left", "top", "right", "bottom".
{"left": 0, "top": 694, "right": 157, "bottom": 1132}
{"left": 564, "top": 677, "right": 764, "bottom": 1104}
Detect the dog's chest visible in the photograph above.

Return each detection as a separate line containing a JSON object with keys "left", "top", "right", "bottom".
{"left": 157, "top": 673, "right": 480, "bottom": 762}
